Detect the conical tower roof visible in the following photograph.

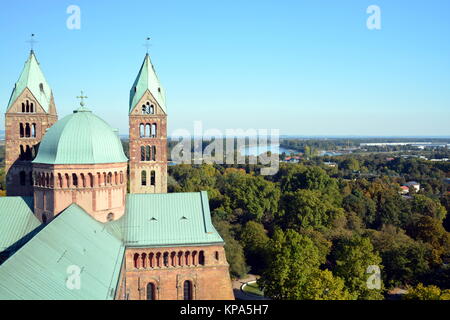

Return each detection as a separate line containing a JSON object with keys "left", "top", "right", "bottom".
{"left": 129, "top": 53, "right": 166, "bottom": 114}
{"left": 6, "top": 50, "right": 54, "bottom": 113}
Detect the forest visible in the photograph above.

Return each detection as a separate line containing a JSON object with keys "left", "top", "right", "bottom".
{"left": 168, "top": 154, "right": 450, "bottom": 300}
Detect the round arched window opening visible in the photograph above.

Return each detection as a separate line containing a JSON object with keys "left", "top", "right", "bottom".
{"left": 107, "top": 212, "right": 115, "bottom": 222}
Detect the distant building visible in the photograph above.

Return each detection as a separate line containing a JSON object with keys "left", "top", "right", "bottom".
{"left": 400, "top": 186, "right": 410, "bottom": 194}
{"left": 324, "top": 161, "right": 337, "bottom": 168}
{"left": 403, "top": 181, "right": 420, "bottom": 192}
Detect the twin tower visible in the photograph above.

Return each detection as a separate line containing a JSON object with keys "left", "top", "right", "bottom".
{"left": 5, "top": 50, "right": 168, "bottom": 218}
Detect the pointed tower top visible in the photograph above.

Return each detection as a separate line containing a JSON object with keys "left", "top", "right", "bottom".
{"left": 6, "top": 50, "right": 53, "bottom": 113}
{"left": 129, "top": 53, "right": 166, "bottom": 114}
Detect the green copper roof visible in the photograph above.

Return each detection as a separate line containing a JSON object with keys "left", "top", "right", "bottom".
{"left": 0, "top": 204, "right": 124, "bottom": 300}
{"left": 6, "top": 51, "right": 53, "bottom": 113}
{"left": 106, "top": 191, "right": 223, "bottom": 247}
{"left": 33, "top": 107, "right": 128, "bottom": 165}
{"left": 0, "top": 197, "right": 41, "bottom": 252}
{"left": 129, "top": 54, "right": 166, "bottom": 114}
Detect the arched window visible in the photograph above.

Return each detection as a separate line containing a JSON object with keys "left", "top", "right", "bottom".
{"left": 31, "top": 145, "right": 36, "bottom": 159}
{"left": 192, "top": 251, "right": 197, "bottom": 265}
{"left": 65, "top": 174, "right": 70, "bottom": 188}
{"left": 183, "top": 281, "right": 193, "bottom": 300}
{"left": 72, "top": 174, "right": 78, "bottom": 187}
{"left": 107, "top": 212, "right": 115, "bottom": 221}
{"left": 199, "top": 251, "right": 205, "bottom": 266}
{"left": 150, "top": 171, "right": 155, "bottom": 186}
{"left": 25, "top": 145, "right": 31, "bottom": 160}
{"left": 19, "top": 145, "right": 25, "bottom": 160}
{"left": 151, "top": 124, "right": 157, "bottom": 138}
{"left": 19, "top": 171, "right": 26, "bottom": 186}
{"left": 140, "top": 123, "right": 145, "bottom": 137}
{"left": 149, "top": 253, "right": 154, "bottom": 268}
{"left": 80, "top": 173, "right": 86, "bottom": 188}
{"left": 114, "top": 172, "right": 118, "bottom": 185}
{"left": 141, "top": 146, "right": 145, "bottom": 161}
{"left": 88, "top": 173, "right": 94, "bottom": 187}
{"left": 142, "top": 105, "right": 146, "bottom": 114}
{"left": 107, "top": 172, "right": 112, "bottom": 184}
{"left": 25, "top": 123, "right": 30, "bottom": 137}
{"left": 146, "top": 146, "right": 151, "bottom": 161}
{"left": 152, "top": 146, "right": 156, "bottom": 161}
{"left": 30, "top": 102, "right": 34, "bottom": 113}
{"left": 31, "top": 124, "right": 36, "bottom": 137}
{"left": 145, "top": 124, "right": 151, "bottom": 137}
{"left": 141, "top": 253, "right": 147, "bottom": 268}
{"left": 120, "top": 172, "right": 124, "bottom": 184}
{"left": 133, "top": 253, "right": 140, "bottom": 269}
{"left": 150, "top": 104, "right": 154, "bottom": 114}
{"left": 146, "top": 283, "right": 156, "bottom": 300}
{"left": 29, "top": 172, "right": 34, "bottom": 186}
{"left": 21, "top": 103, "right": 25, "bottom": 113}
{"left": 20, "top": 123, "right": 24, "bottom": 138}
{"left": 163, "top": 252, "right": 169, "bottom": 267}
{"left": 156, "top": 252, "right": 161, "bottom": 268}
{"left": 171, "top": 251, "right": 176, "bottom": 267}
{"left": 26, "top": 100, "right": 30, "bottom": 113}
{"left": 215, "top": 251, "right": 219, "bottom": 261}
{"left": 58, "top": 174, "right": 63, "bottom": 188}
{"left": 178, "top": 251, "right": 183, "bottom": 266}
{"left": 185, "top": 251, "right": 190, "bottom": 266}
{"left": 42, "top": 214, "right": 47, "bottom": 224}
{"left": 141, "top": 170, "right": 147, "bottom": 186}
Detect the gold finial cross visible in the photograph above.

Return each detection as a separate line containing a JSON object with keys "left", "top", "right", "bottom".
{"left": 76, "top": 91, "right": 88, "bottom": 107}
{"left": 26, "top": 33, "right": 37, "bottom": 51}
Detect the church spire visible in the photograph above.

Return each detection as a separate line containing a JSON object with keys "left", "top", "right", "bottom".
{"left": 6, "top": 50, "right": 55, "bottom": 114}
{"left": 129, "top": 53, "right": 166, "bottom": 115}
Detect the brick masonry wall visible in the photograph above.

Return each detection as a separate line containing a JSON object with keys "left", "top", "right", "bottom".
{"left": 116, "top": 245, "right": 234, "bottom": 300}
{"left": 129, "top": 90, "right": 167, "bottom": 194}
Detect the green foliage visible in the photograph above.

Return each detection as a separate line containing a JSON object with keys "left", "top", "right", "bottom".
{"left": 411, "top": 194, "right": 447, "bottom": 221}
{"left": 279, "top": 189, "right": 344, "bottom": 230}
{"left": 301, "top": 269, "right": 355, "bottom": 300}
{"left": 368, "top": 225, "right": 431, "bottom": 286}
{"left": 212, "top": 218, "right": 249, "bottom": 278}
{"left": 330, "top": 235, "right": 384, "bottom": 300}
{"left": 239, "top": 221, "right": 269, "bottom": 273}
{"left": 404, "top": 283, "right": 450, "bottom": 300}
{"left": 258, "top": 229, "right": 321, "bottom": 299}
{"left": 407, "top": 215, "right": 450, "bottom": 266}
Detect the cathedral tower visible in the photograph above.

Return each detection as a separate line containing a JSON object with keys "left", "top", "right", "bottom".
{"left": 4, "top": 50, "right": 58, "bottom": 196}
{"left": 129, "top": 54, "right": 167, "bottom": 194}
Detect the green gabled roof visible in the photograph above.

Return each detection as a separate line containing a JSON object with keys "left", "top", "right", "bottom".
{"left": 0, "top": 204, "right": 124, "bottom": 300}
{"left": 6, "top": 50, "right": 53, "bottom": 113}
{"left": 129, "top": 53, "right": 166, "bottom": 114}
{"left": 33, "top": 107, "right": 128, "bottom": 165}
{"left": 106, "top": 191, "right": 223, "bottom": 247}
{"left": 0, "top": 197, "right": 40, "bottom": 252}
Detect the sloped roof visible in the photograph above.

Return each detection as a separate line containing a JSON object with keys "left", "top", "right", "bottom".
{"left": 0, "top": 204, "right": 124, "bottom": 300}
{"left": 0, "top": 197, "right": 40, "bottom": 252}
{"left": 106, "top": 191, "right": 223, "bottom": 247}
{"left": 33, "top": 107, "right": 128, "bottom": 165}
{"left": 6, "top": 50, "right": 53, "bottom": 113}
{"left": 129, "top": 54, "right": 166, "bottom": 114}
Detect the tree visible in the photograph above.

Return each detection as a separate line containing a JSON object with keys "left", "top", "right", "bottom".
{"left": 404, "top": 283, "right": 450, "bottom": 300}
{"left": 411, "top": 194, "right": 447, "bottom": 221}
{"left": 341, "top": 158, "right": 360, "bottom": 172}
{"left": 218, "top": 171, "right": 280, "bottom": 222}
{"left": 342, "top": 190, "right": 377, "bottom": 227}
{"left": 212, "top": 218, "right": 248, "bottom": 278}
{"left": 258, "top": 229, "right": 322, "bottom": 299}
{"left": 302, "top": 269, "right": 355, "bottom": 300}
{"left": 279, "top": 189, "right": 344, "bottom": 231}
{"left": 240, "top": 221, "right": 269, "bottom": 273}
{"left": 407, "top": 215, "right": 450, "bottom": 266}
{"left": 330, "top": 235, "right": 384, "bottom": 300}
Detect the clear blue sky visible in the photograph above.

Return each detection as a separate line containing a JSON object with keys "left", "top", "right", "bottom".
{"left": 1, "top": 0, "right": 449, "bottom": 136}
